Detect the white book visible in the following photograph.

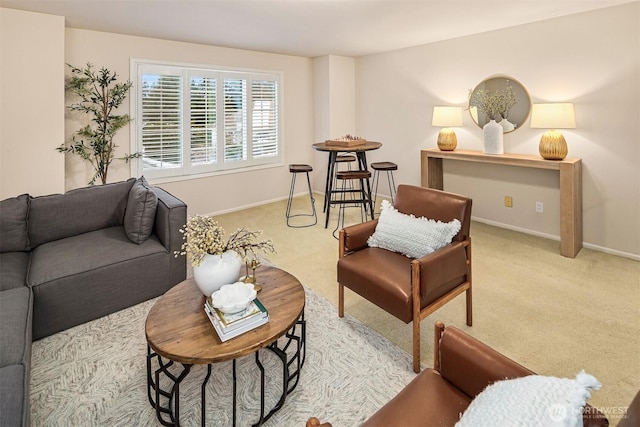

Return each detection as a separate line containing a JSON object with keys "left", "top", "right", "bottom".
{"left": 204, "top": 305, "right": 269, "bottom": 342}
{"left": 205, "top": 299, "right": 268, "bottom": 332}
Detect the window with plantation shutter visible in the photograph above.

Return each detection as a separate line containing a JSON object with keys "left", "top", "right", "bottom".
{"left": 190, "top": 75, "right": 217, "bottom": 166}
{"left": 140, "top": 72, "right": 182, "bottom": 170}
{"left": 132, "top": 60, "right": 282, "bottom": 180}
{"left": 252, "top": 80, "right": 278, "bottom": 159}
{"left": 223, "top": 78, "right": 247, "bottom": 162}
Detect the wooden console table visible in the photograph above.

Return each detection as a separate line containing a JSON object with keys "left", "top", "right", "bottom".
{"left": 420, "top": 148, "right": 582, "bottom": 258}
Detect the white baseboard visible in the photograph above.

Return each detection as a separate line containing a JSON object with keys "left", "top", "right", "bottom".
{"left": 205, "top": 192, "right": 307, "bottom": 217}
{"left": 207, "top": 202, "right": 639, "bottom": 262}
{"left": 472, "top": 216, "right": 560, "bottom": 241}
{"left": 472, "top": 216, "right": 640, "bottom": 261}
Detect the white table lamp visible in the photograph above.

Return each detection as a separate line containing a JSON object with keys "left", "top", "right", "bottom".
{"left": 432, "top": 106, "right": 463, "bottom": 151}
{"left": 530, "top": 103, "right": 576, "bottom": 160}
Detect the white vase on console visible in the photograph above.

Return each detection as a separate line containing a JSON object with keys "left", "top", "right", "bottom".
{"left": 483, "top": 120, "right": 504, "bottom": 155}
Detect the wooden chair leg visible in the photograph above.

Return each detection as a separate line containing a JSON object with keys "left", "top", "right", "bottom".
{"left": 411, "top": 260, "right": 422, "bottom": 373}
{"left": 412, "top": 319, "right": 421, "bottom": 373}
{"left": 466, "top": 285, "right": 472, "bottom": 326}
{"left": 338, "top": 283, "right": 344, "bottom": 318}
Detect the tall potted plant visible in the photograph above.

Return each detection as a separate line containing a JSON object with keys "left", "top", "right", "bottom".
{"left": 57, "top": 62, "right": 139, "bottom": 185}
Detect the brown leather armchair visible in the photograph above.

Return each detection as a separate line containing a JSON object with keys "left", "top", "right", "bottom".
{"left": 337, "top": 184, "right": 472, "bottom": 372}
{"left": 360, "top": 322, "right": 608, "bottom": 427}
{"left": 308, "top": 322, "right": 608, "bottom": 427}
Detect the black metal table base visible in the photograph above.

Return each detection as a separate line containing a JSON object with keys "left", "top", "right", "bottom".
{"left": 322, "top": 151, "right": 375, "bottom": 228}
{"left": 147, "top": 313, "right": 306, "bottom": 427}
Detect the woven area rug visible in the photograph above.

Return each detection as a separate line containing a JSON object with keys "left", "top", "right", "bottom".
{"left": 30, "top": 286, "right": 417, "bottom": 426}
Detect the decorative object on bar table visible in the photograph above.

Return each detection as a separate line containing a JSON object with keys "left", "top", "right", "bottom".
{"left": 175, "top": 215, "right": 276, "bottom": 296}
{"left": 325, "top": 134, "right": 367, "bottom": 147}
{"left": 530, "top": 103, "right": 576, "bottom": 160}
{"left": 431, "top": 106, "right": 463, "bottom": 151}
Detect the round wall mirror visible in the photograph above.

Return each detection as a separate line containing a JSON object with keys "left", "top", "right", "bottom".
{"left": 468, "top": 75, "right": 531, "bottom": 133}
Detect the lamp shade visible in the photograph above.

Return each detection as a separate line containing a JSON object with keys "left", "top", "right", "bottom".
{"left": 530, "top": 103, "right": 576, "bottom": 129}
{"left": 432, "top": 106, "right": 463, "bottom": 127}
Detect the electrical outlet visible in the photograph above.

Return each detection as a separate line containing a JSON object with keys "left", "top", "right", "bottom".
{"left": 536, "top": 201, "right": 544, "bottom": 213}
{"left": 504, "top": 196, "right": 513, "bottom": 208}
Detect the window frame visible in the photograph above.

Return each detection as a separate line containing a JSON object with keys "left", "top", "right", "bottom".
{"left": 130, "top": 59, "right": 283, "bottom": 182}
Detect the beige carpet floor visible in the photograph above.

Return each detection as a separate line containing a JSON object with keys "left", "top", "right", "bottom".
{"left": 214, "top": 194, "right": 640, "bottom": 422}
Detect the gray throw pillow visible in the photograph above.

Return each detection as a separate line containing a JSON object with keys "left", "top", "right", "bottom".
{"left": 0, "top": 194, "right": 30, "bottom": 252}
{"left": 124, "top": 177, "right": 158, "bottom": 244}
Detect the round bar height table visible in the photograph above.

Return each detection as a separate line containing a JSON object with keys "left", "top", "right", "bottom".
{"left": 312, "top": 140, "right": 382, "bottom": 228}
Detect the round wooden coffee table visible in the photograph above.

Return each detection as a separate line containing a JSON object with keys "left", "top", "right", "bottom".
{"left": 145, "top": 266, "right": 306, "bottom": 426}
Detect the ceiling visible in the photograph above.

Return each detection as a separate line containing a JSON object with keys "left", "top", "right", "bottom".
{"left": 1, "top": 0, "right": 635, "bottom": 57}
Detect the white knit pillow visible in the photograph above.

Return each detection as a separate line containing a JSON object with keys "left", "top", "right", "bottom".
{"left": 367, "top": 200, "right": 461, "bottom": 258}
{"left": 456, "top": 371, "right": 601, "bottom": 427}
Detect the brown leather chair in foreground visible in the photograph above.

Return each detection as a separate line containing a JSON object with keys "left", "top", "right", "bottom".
{"left": 308, "top": 322, "right": 608, "bottom": 427}
{"left": 337, "top": 184, "right": 472, "bottom": 372}
{"left": 618, "top": 389, "right": 640, "bottom": 427}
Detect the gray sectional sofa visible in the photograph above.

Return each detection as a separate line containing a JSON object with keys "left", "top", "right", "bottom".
{"left": 0, "top": 177, "right": 187, "bottom": 427}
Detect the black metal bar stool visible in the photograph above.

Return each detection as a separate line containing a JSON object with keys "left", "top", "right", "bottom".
{"left": 329, "top": 154, "right": 357, "bottom": 210}
{"left": 371, "top": 161, "right": 398, "bottom": 211}
{"left": 286, "top": 164, "right": 317, "bottom": 228}
{"left": 332, "top": 169, "right": 372, "bottom": 238}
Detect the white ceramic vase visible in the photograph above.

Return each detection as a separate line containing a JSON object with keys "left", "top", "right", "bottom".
{"left": 483, "top": 120, "right": 504, "bottom": 155}
{"left": 193, "top": 251, "right": 243, "bottom": 296}
{"left": 499, "top": 118, "right": 515, "bottom": 132}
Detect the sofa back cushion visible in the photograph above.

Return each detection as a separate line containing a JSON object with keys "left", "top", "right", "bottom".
{"left": 0, "top": 194, "right": 30, "bottom": 252}
{"left": 29, "top": 178, "right": 135, "bottom": 248}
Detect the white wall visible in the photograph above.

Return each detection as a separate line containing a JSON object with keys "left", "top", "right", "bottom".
{"left": 355, "top": 3, "right": 640, "bottom": 258}
{"left": 64, "top": 28, "right": 314, "bottom": 215}
{"left": 313, "top": 55, "right": 357, "bottom": 189}
{"left": 0, "top": 8, "right": 65, "bottom": 198}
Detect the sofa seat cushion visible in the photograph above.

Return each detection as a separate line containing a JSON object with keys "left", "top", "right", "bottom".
{"left": 0, "top": 364, "right": 29, "bottom": 427}
{"left": 0, "top": 287, "right": 32, "bottom": 367}
{"left": 0, "top": 252, "right": 29, "bottom": 291}
{"left": 28, "top": 226, "right": 173, "bottom": 339}
{"left": 362, "top": 369, "right": 471, "bottom": 427}
{"left": 28, "top": 226, "right": 166, "bottom": 287}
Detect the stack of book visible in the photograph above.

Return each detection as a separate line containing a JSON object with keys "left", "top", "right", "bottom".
{"left": 204, "top": 298, "right": 269, "bottom": 342}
